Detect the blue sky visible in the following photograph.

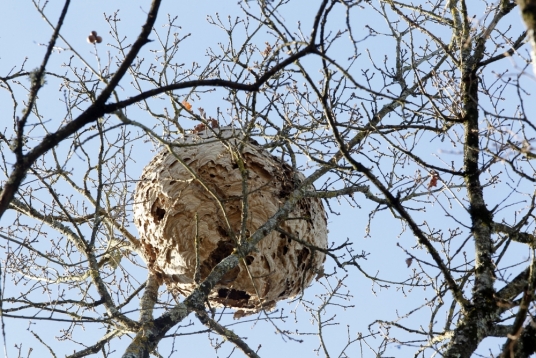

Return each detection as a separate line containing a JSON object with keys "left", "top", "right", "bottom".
{"left": 0, "top": 1, "right": 534, "bottom": 357}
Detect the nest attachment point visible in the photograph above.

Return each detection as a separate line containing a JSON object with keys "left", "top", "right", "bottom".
{"left": 134, "top": 127, "right": 327, "bottom": 314}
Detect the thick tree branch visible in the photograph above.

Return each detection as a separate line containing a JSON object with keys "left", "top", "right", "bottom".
{"left": 500, "top": 256, "right": 536, "bottom": 357}
{"left": 493, "top": 222, "right": 536, "bottom": 247}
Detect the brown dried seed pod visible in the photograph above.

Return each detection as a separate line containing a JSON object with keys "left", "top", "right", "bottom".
{"left": 133, "top": 127, "right": 327, "bottom": 315}
{"left": 87, "top": 35, "right": 96, "bottom": 44}
{"left": 96, "top": 36, "right": 102, "bottom": 44}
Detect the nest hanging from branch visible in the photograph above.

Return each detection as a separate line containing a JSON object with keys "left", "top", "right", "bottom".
{"left": 133, "top": 127, "right": 327, "bottom": 314}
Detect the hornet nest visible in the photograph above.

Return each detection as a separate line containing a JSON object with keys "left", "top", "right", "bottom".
{"left": 133, "top": 126, "right": 327, "bottom": 314}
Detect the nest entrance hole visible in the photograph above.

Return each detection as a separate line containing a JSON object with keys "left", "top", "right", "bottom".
{"left": 217, "top": 288, "right": 251, "bottom": 301}
{"left": 151, "top": 201, "right": 166, "bottom": 222}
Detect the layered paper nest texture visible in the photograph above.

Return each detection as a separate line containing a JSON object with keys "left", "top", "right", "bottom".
{"left": 134, "top": 127, "right": 327, "bottom": 313}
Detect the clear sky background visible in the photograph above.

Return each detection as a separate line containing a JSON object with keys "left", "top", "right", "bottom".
{"left": 0, "top": 1, "right": 533, "bottom": 357}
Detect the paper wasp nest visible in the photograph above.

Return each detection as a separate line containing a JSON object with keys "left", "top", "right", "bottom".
{"left": 133, "top": 127, "right": 327, "bottom": 314}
